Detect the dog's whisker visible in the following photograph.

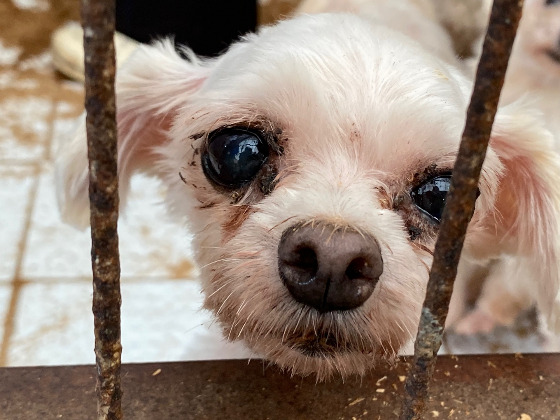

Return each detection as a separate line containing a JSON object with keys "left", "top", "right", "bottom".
{"left": 267, "top": 215, "right": 299, "bottom": 233}
{"left": 311, "top": 313, "right": 318, "bottom": 337}
{"left": 292, "top": 306, "right": 306, "bottom": 335}
{"left": 215, "top": 284, "right": 245, "bottom": 316}
{"left": 235, "top": 296, "right": 253, "bottom": 316}
{"left": 227, "top": 317, "right": 239, "bottom": 341}
{"left": 199, "top": 258, "right": 240, "bottom": 270}
{"left": 237, "top": 307, "right": 259, "bottom": 339}
{"left": 206, "top": 277, "right": 237, "bottom": 299}
{"left": 281, "top": 322, "right": 291, "bottom": 344}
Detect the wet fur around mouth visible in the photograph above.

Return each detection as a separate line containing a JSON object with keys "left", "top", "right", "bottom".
{"left": 285, "top": 331, "right": 346, "bottom": 358}
{"left": 283, "top": 331, "right": 389, "bottom": 360}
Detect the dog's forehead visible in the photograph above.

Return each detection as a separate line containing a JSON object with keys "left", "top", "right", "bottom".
{"left": 199, "top": 14, "right": 468, "bottom": 173}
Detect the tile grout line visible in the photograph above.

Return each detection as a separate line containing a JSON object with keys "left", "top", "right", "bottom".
{"left": 0, "top": 166, "right": 41, "bottom": 366}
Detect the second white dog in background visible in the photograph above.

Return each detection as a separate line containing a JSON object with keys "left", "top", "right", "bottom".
{"left": 500, "top": 0, "right": 560, "bottom": 138}
{"left": 436, "top": 0, "right": 560, "bottom": 136}
{"left": 438, "top": 0, "right": 560, "bottom": 336}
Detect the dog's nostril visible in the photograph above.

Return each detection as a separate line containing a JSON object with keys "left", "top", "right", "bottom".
{"left": 345, "top": 257, "right": 369, "bottom": 281}
{"left": 294, "top": 246, "right": 318, "bottom": 274}
{"left": 278, "top": 222, "right": 383, "bottom": 312}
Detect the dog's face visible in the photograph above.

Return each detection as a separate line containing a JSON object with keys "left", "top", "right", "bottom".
{"left": 165, "top": 16, "right": 471, "bottom": 377}
{"left": 517, "top": 0, "right": 560, "bottom": 76}
{"left": 58, "top": 14, "right": 560, "bottom": 378}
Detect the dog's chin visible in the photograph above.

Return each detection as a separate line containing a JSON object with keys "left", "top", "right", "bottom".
{"left": 204, "top": 273, "right": 411, "bottom": 379}
{"left": 236, "top": 327, "right": 400, "bottom": 380}
{"left": 284, "top": 330, "right": 347, "bottom": 358}
{"left": 282, "top": 329, "right": 381, "bottom": 358}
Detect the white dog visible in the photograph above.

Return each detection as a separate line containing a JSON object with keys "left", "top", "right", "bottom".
{"left": 295, "top": 0, "right": 458, "bottom": 63}
{"left": 56, "top": 2, "right": 560, "bottom": 379}
{"left": 446, "top": 0, "right": 560, "bottom": 335}
{"left": 440, "top": 0, "right": 560, "bottom": 132}
{"left": 500, "top": 0, "right": 560, "bottom": 138}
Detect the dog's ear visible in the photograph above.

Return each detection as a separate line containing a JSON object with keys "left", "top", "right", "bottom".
{"left": 466, "top": 101, "right": 560, "bottom": 331}
{"left": 56, "top": 40, "right": 210, "bottom": 228}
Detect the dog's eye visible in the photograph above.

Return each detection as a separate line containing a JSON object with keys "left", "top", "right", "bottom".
{"left": 202, "top": 128, "right": 269, "bottom": 188}
{"left": 410, "top": 175, "right": 452, "bottom": 222}
{"left": 546, "top": 0, "right": 559, "bottom": 6}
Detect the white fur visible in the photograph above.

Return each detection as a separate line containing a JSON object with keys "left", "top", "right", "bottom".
{"left": 296, "top": 0, "right": 458, "bottom": 64}
{"left": 56, "top": 9, "right": 560, "bottom": 379}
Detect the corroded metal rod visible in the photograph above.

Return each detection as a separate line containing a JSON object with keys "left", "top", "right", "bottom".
{"left": 400, "top": 0, "right": 524, "bottom": 419}
{"left": 81, "top": 1, "right": 123, "bottom": 419}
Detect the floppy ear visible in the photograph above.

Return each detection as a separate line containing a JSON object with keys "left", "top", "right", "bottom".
{"left": 56, "top": 40, "right": 210, "bottom": 228}
{"left": 466, "top": 100, "right": 560, "bottom": 332}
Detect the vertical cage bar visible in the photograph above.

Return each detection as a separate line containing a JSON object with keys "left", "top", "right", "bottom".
{"left": 81, "top": 1, "right": 123, "bottom": 419}
{"left": 399, "top": 0, "right": 524, "bottom": 419}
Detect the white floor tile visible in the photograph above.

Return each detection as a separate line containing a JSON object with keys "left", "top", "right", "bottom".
{"left": 0, "top": 97, "right": 53, "bottom": 162}
{"left": 0, "top": 165, "right": 35, "bottom": 281}
{"left": 21, "top": 164, "right": 92, "bottom": 279}
{"left": 6, "top": 280, "right": 251, "bottom": 367}
{"left": 22, "top": 169, "right": 198, "bottom": 280}
{"left": 7, "top": 281, "right": 95, "bottom": 366}
{"left": 118, "top": 174, "right": 197, "bottom": 279}
{"left": 120, "top": 280, "right": 252, "bottom": 363}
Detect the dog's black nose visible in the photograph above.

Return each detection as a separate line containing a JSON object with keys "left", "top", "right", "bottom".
{"left": 278, "top": 222, "right": 383, "bottom": 312}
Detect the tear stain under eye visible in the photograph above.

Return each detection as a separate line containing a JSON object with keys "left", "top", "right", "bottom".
{"left": 190, "top": 132, "right": 205, "bottom": 141}
{"left": 391, "top": 191, "right": 438, "bottom": 242}
{"left": 259, "top": 163, "right": 278, "bottom": 195}
{"left": 376, "top": 187, "right": 393, "bottom": 209}
{"left": 198, "top": 201, "right": 216, "bottom": 209}
{"left": 222, "top": 204, "right": 254, "bottom": 239}
{"left": 408, "top": 225, "right": 422, "bottom": 241}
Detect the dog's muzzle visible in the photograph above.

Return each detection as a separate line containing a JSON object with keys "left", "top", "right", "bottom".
{"left": 278, "top": 221, "right": 383, "bottom": 312}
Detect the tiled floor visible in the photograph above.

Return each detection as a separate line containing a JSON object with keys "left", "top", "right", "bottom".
{"left": 0, "top": 0, "right": 251, "bottom": 367}
{"left": 0, "top": 0, "right": 555, "bottom": 369}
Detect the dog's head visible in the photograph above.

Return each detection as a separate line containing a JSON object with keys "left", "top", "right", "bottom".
{"left": 57, "top": 14, "right": 560, "bottom": 378}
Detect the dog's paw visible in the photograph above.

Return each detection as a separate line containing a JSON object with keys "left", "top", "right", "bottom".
{"left": 452, "top": 309, "right": 499, "bottom": 335}
{"left": 540, "top": 297, "right": 560, "bottom": 335}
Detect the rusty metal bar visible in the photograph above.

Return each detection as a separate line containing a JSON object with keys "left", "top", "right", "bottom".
{"left": 81, "top": 1, "right": 123, "bottom": 419}
{"left": 399, "top": 0, "right": 524, "bottom": 418}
